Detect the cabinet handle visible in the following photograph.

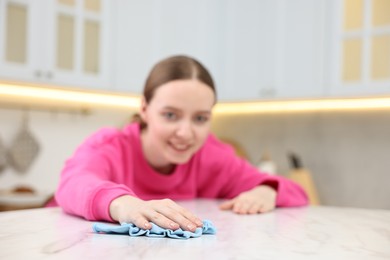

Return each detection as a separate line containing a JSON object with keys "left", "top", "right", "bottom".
{"left": 34, "top": 70, "right": 42, "bottom": 78}
{"left": 259, "top": 88, "right": 276, "bottom": 98}
{"left": 46, "top": 71, "right": 53, "bottom": 79}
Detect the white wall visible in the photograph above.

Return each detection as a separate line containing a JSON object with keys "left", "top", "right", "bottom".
{"left": 0, "top": 108, "right": 133, "bottom": 195}
{"left": 211, "top": 110, "right": 390, "bottom": 210}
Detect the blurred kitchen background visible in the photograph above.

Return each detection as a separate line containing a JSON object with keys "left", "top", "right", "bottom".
{"left": 0, "top": 0, "right": 389, "bottom": 210}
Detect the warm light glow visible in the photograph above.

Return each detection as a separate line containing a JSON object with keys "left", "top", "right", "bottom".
{"left": 214, "top": 97, "right": 390, "bottom": 114}
{"left": 1, "top": 82, "right": 390, "bottom": 113}
{"left": 0, "top": 83, "right": 141, "bottom": 109}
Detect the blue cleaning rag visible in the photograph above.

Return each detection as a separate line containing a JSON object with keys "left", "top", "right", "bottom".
{"left": 93, "top": 220, "right": 216, "bottom": 239}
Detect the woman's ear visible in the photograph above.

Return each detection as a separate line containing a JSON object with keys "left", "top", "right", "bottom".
{"left": 139, "top": 97, "right": 148, "bottom": 122}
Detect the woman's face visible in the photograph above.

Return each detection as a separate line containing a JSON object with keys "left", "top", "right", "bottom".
{"left": 140, "top": 79, "right": 215, "bottom": 172}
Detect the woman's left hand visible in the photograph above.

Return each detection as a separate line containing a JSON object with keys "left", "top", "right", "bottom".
{"left": 219, "top": 185, "right": 277, "bottom": 214}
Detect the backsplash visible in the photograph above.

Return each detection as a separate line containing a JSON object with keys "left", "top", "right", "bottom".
{"left": 0, "top": 108, "right": 133, "bottom": 194}
{"left": 1, "top": 107, "right": 389, "bottom": 210}
{"left": 211, "top": 110, "right": 390, "bottom": 210}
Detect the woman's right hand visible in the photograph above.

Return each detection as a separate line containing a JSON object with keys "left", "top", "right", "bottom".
{"left": 109, "top": 195, "right": 203, "bottom": 232}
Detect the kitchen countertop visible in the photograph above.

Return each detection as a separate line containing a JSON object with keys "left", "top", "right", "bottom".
{"left": 0, "top": 200, "right": 389, "bottom": 259}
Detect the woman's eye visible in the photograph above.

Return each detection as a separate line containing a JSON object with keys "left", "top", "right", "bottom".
{"left": 163, "top": 112, "right": 176, "bottom": 120}
{"left": 194, "top": 115, "right": 208, "bottom": 123}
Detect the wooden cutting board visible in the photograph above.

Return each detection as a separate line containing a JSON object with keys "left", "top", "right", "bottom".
{"left": 288, "top": 168, "right": 320, "bottom": 205}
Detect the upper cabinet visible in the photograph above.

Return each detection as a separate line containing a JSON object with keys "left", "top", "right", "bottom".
{"left": 221, "top": 0, "right": 280, "bottom": 101}
{"left": 0, "top": 0, "right": 111, "bottom": 90}
{"left": 327, "top": 0, "right": 390, "bottom": 97}
{"left": 1, "top": 0, "right": 388, "bottom": 100}
{"left": 111, "top": 0, "right": 328, "bottom": 101}
{"left": 112, "top": 0, "right": 225, "bottom": 95}
{"left": 222, "top": 0, "right": 327, "bottom": 101}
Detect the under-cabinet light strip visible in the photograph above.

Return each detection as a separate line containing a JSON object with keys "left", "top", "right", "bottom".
{"left": 1, "top": 83, "right": 390, "bottom": 113}
{"left": 0, "top": 83, "right": 140, "bottom": 109}
{"left": 214, "top": 97, "right": 390, "bottom": 114}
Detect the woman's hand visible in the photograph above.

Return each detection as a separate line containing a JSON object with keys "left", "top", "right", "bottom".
{"left": 109, "top": 195, "right": 203, "bottom": 232}
{"left": 219, "top": 185, "right": 277, "bottom": 214}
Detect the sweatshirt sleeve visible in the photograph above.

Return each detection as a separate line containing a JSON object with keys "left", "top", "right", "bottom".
{"left": 198, "top": 136, "right": 309, "bottom": 207}
{"left": 55, "top": 129, "right": 137, "bottom": 222}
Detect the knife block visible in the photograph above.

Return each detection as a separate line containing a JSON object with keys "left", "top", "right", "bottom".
{"left": 288, "top": 168, "right": 320, "bottom": 205}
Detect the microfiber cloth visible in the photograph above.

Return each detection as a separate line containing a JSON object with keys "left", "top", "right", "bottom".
{"left": 92, "top": 220, "right": 216, "bottom": 239}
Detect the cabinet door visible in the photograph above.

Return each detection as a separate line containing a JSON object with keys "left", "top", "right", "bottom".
{"left": 0, "top": 0, "right": 111, "bottom": 90}
{"left": 45, "top": 0, "right": 111, "bottom": 90}
{"left": 111, "top": 0, "right": 158, "bottom": 94}
{"left": 112, "top": 0, "right": 225, "bottom": 95}
{"left": 221, "top": 0, "right": 279, "bottom": 101}
{"left": 0, "top": 0, "right": 40, "bottom": 81}
{"left": 155, "top": 0, "right": 224, "bottom": 96}
{"left": 276, "top": 0, "right": 326, "bottom": 99}
{"left": 328, "top": 0, "right": 390, "bottom": 97}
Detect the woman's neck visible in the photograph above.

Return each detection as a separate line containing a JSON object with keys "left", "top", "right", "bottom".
{"left": 140, "top": 128, "right": 175, "bottom": 175}
{"left": 153, "top": 164, "right": 176, "bottom": 175}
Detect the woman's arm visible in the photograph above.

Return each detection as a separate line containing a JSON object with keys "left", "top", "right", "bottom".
{"left": 197, "top": 135, "right": 309, "bottom": 213}
{"left": 55, "top": 129, "right": 136, "bottom": 221}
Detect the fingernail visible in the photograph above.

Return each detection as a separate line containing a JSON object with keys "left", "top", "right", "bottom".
{"left": 196, "top": 220, "right": 203, "bottom": 226}
{"left": 144, "top": 222, "right": 150, "bottom": 228}
{"left": 187, "top": 224, "right": 195, "bottom": 230}
{"left": 170, "top": 222, "right": 177, "bottom": 228}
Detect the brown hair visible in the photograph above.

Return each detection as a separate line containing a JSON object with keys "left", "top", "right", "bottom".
{"left": 144, "top": 55, "right": 216, "bottom": 103}
{"left": 133, "top": 55, "right": 216, "bottom": 128}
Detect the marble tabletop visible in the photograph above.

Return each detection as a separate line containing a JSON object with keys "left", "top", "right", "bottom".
{"left": 0, "top": 200, "right": 389, "bottom": 260}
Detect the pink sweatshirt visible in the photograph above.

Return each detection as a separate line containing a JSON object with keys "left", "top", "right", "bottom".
{"left": 55, "top": 123, "right": 308, "bottom": 222}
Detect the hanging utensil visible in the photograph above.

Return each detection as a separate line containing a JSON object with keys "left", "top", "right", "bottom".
{"left": 8, "top": 111, "right": 40, "bottom": 174}
{"left": 0, "top": 136, "right": 7, "bottom": 173}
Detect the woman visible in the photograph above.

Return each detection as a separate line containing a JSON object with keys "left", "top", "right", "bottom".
{"left": 54, "top": 55, "right": 308, "bottom": 232}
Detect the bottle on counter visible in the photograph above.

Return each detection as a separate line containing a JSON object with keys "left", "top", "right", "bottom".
{"left": 287, "top": 152, "right": 320, "bottom": 205}
{"left": 257, "top": 152, "right": 277, "bottom": 175}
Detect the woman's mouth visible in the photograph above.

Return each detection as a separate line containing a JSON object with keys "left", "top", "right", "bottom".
{"left": 169, "top": 142, "right": 191, "bottom": 152}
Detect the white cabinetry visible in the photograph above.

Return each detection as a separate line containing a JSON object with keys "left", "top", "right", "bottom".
{"left": 112, "top": 0, "right": 224, "bottom": 95}
{"left": 221, "top": 0, "right": 278, "bottom": 101}
{"left": 112, "top": 0, "right": 327, "bottom": 101}
{"left": 0, "top": 0, "right": 110, "bottom": 90}
{"left": 276, "top": 0, "right": 326, "bottom": 100}
{"left": 222, "top": 0, "right": 327, "bottom": 101}
{"left": 327, "top": 0, "right": 390, "bottom": 98}
{"left": 111, "top": 0, "right": 156, "bottom": 94}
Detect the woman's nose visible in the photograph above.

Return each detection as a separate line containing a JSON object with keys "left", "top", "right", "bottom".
{"left": 175, "top": 121, "right": 194, "bottom": 140}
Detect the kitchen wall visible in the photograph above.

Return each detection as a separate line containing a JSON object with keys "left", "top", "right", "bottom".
{"left": 0, "top": 108, "right": 134, "bottom": 195}
{"left": 211, "top": 110, "right": 390, "bottom": 210}
{"left": 1, "top": 107, "right": 389, "bottom": 210}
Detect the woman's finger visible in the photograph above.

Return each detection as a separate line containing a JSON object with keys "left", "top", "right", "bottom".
{"left": 219, "top": 199, "right": 235, "bottom": 210}
{"left": 142, "top": 210, "right": 180, "bottom": 230}
{"left": 130, "top": 214, "right": 153, "bottom": 230}
{"left": 239, "top": 200, "right": 259, "bottom": 214}
{"left": 259, "top": 202, "right": 275, "bottom": 213}
{"left": 162, "top": 203, "right": 203, "bottom": 231}
{"left": 147, "top": 199, "right": 201, "bottom": 231}
{"left": 232, "top": 201, "right": 245, "bottom": 214}
{"left": 248, "top": 203, "right": 262, "bottom": 214}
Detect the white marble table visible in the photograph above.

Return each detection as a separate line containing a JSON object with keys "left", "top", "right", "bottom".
{"left": 0, "top": 200, "right": 389, "bottom": 260}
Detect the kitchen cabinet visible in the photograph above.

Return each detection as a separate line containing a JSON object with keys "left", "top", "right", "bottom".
{"left": 0, "top": 0, "right": 111, "bottom": 90}
{"left": 112, "top": 0, "right": 327, "bottom": 101}
{"left": 110, "top": 0, "right": 155, "bottom": 94}
{"left": 327, "top": 0, "right": 390, "bottom": 98}
{"left": 112, "top": 0, "right": 225, "bottom": 95}
{"left": 221, "top": 0, "right": 279, "bottom": 101}
{"left": 222, "top": 0, "right": 328, "bottom": 101}
{"left": 275, "top": 0, "right": 327, "bottom": 100}
{"left": 2, "top": 0, "right": 386, "bottom": 101}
